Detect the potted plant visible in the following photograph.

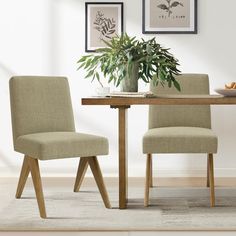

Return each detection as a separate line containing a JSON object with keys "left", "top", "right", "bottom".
{"left": 77, "top": 33, "right": 181, "bottom": 92}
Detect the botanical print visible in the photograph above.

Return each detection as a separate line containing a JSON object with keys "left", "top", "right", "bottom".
{"left": 89, "top": 6, "right": 119, "bottom": 48}
{"left": 150, "top": 0, "right": 190, "bottom": 28}
{"left": 143, "top": 0, "right": 197, "bottom": 33}
{"left": 157, "top": 0, "right": 184, "bottom": 17}
{"left": 93, "top": 11, "right": 116, "bottom": 40}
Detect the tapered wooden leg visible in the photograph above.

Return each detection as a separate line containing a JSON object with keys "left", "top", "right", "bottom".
{"left": 149, "top": 154, "right": 153, "bottom": 188}
{"left": 74, "top": 158, "right": 89, "bottom": 192}
{"left": 207, "top": 155, "right": 210, "bottom": 187}
{"left": 16, "top": 156, "right": 30, "bottom": 198}
{"left": 27, "top": 157, "right": 47, "bottom": 218}
{"left": 88, "top": 157, "right": 111, "bottom": 209}
{"left": 208, "top": 153, "right": 215, "bottom": 207}
{"left": 144, "top": 154, "right": 152, "bottom": 207}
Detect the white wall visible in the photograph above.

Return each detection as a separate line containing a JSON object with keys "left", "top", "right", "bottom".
{"left": 0, "top": 0, "right": 236, "bottom": 177}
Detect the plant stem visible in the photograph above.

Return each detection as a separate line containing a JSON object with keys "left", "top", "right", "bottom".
{"left": 98, "top": 79, "right": 104, "bottom": 87}
{"left": 168, "top": 0, "right": 171, "bottom": 17}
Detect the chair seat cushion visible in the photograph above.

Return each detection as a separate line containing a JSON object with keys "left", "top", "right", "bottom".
{"left": 143, "top": 127, "right": 217, "bottom": 154}
{"left": 15, "top": 132, "right": 109, "bottom": 160}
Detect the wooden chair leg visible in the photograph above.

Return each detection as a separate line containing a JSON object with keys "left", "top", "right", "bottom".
{"left": 16, "top": 156, "right": 30, "bottom": 198}
{"left": 208, "top": 153, "right": 215, "bottom": 207}
{"left": 74, "top": 158, "right": 89, "bottom": 192}
{"left": 144, "top": 154, "right": 152, "bottom": 207}
{"left": 27, "top": 157, "right": 47, "bottom": 218}
{"left": 207, "top": 155, "right": 210, "bottom": 187}
{"left": 149, "top": 154, "right": 153, "bottom": 188}
{"left": 88, "top": 157, "right": 111, "bottom": 209}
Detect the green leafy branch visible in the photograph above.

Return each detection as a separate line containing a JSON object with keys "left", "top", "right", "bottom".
{"left": 77, "top": 33, "right": 181, "bottom": 91}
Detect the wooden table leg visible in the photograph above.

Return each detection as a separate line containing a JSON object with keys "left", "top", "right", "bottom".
{"left": 111, "top": 105, "right": 130, "bottom": 209}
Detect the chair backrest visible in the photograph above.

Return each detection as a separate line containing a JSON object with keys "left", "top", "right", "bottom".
{"left": 9, "top": 76, "right": 75, "bottom": 146}
{"left": 149, "top": 74, "right": 211, "bottom": 129}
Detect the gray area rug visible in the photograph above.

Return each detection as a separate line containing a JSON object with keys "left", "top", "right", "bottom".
{"left": 1, "top": 186, "right": 236, "bottom": 231}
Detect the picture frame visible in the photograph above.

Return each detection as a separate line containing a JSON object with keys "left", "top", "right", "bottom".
{"left": 85, "top": 2, "right": 124, "bottom": 52}
{"left": 142, "top": 0, "right": 197, "bottom": 34}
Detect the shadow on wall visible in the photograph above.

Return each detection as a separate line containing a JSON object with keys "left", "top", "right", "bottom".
{"left": 0, "top": 61, "right": 15, "bottom": 94}
{"left": 0, "top": 62, "right": 15, "bottom": 169}
{"left": 0, "top": 62, "right": 15, "bottom": 77}
{"left": 47, "top": 0, "right": 84, "bottom": 74}
{"left": 0, "top": 150, "right": 15, "bottom": 171}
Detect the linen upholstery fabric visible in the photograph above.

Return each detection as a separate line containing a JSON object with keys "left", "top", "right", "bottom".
{"left": 10, "top": 76, "right": 75, "bottom": 145}
{"left": 10, "top": 76, "right": 108, "bottom": 160}
{"left": 149, "top": 74, "right": 211, "bottom": 129}
{"left": 143, "top": 74, "right": 217, "bottom": 154}
{"left": 143, "top": 127, "right": 217, "bottom": 154}
{"left": 15, "top": 132, "right": 109, "bottom": 160}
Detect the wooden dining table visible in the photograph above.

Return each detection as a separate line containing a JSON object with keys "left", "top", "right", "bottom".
{"left": 82, "top": 95, "right": 236, "bottom": 209}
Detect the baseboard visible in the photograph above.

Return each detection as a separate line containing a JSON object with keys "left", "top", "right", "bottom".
{"left": 1, "top": 176, "right": 236, "bottom": 188}
{"left": 1, "top": 166, "right": 236, "bottom": 178}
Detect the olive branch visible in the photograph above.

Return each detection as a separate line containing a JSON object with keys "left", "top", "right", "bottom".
{"left": 93, "top": 11, "right": 116, "bottom": 40}
{"left": 157, "top": 0, "right": 184, "bottom": 17}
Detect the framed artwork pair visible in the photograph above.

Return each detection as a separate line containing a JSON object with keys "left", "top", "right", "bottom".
{"left": 85, "top": 0, "right": 197, "bottom": 52}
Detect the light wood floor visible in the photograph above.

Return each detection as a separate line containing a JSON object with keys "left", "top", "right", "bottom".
{"left": 1, "top": 231, "right": 236, "bottom": 236}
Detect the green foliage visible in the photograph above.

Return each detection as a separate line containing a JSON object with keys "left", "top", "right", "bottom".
{"left": 77, "top": 33, "right": 181, "bottom": 91}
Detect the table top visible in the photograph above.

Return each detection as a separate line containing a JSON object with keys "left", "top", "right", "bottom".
{"left": 82, "top": 95, "right": 236, "bottom": 106}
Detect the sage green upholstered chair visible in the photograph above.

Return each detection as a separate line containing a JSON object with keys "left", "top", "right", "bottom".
{"left": 9, "top": 76, "right": 111, "bottom": 218}
{"left": 143, "top": 74, "right": 218, "bottom": 207}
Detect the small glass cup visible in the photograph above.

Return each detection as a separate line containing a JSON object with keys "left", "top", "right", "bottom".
{"left": 95, "top": 87, "right": 110, "bottom": 97}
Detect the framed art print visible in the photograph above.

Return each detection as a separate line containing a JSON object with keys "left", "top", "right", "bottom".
{"left": 85, "top": 2, "right": 124, "bottom": 52}
{"left": 142, "top": 0, "right": 197, "bottom": 34}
